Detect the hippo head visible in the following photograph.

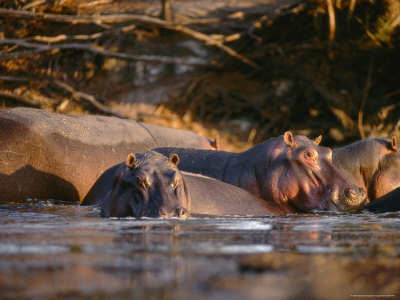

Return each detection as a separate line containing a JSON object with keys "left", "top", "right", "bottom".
{"left": 102, "top": 151, "right": 189, "bottom": 218}
{"left": 371, "top": 136, "right": 400, "bottom": 199}
{"left": 261, "top": 132, "right": 367, "bottom": 213}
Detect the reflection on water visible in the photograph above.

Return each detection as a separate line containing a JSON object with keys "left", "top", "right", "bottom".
{"left": 1, "top": 200, "right": 400, "bottom": 299}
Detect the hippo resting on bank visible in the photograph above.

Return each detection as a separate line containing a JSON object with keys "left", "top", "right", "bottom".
{"left": 0, "top": 107, "right": 217, "bottom": 203}
{"left": 82, "top": 151, "right": 284, "bottom": 217}
{"left": 85, "top": 131, "right": 365, "bottom": 213}
{"left": 333, "top": 136, "right": 400, "bottom": 202}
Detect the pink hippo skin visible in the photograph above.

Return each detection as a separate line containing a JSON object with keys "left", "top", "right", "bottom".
{"left": 333, "top": 136, "right": 400, "bottom": 202}
{"left": 152, "top": 132, "right": 367, "bottom": 213}
{"left": 0, "top": 107, "right": 218, "bottom": 203}
{"left": 85, "top": 151, "right": 284, "bottom": 218}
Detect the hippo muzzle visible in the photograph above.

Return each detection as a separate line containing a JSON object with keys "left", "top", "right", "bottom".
{"left": 323, "top": 185, "right": 367, "bottom": 212}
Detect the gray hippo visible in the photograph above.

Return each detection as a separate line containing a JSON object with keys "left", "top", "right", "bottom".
{"left": 83, "top": 151, "right": 284, "bottom": 218}
{"left": 86, "top": 132, "right": 367, "bottom": 213}
{"left": 333, "top": 137, "right": 400, "bottom": 202}
{"left": 0, "top": 107, "right": 217, "bottom": 202}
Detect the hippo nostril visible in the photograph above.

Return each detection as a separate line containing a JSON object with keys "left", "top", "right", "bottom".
{"left": 344, "top": 188, "right": 356, "bottom": 198}
{"left": 176, "top": 207, "right": 185, "bottom": 218}
{"left": 159, "top": 209, "right": 167, "bottom": 218}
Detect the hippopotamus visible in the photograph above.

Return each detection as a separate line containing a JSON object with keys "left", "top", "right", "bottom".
{"left": 0, "top": 107, "right": 217, "bottom": 203}
{"left": 82, "top": 151, "right": 284, "bottom": 217}
{"left": 152, "top": 132, "right": 367, "bottom": 213}
{"left": 364, "top": 187, "right": 400, "bottom": 213}
{"left": 333, "top": 136, "right": 400, "bottom": 202}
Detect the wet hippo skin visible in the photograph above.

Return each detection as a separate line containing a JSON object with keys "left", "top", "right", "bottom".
{"left": 83, "top": 151, "right": 284, "bottom": 218}
{"left": 0, "top": 107, "right": 217, "bottom": 202}
{"left": 333, "top": 137, "right": 400, "bottom": 202}
{"left": 153, "top": 132, "right": 367, "bottom": 213}
{"left": 364, "top": 187, "right": 400, "bottom": 213}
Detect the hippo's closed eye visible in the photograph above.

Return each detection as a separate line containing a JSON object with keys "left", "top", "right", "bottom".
{"left": 135, "top": 176, "right": 150, "bottom": 189}
{"left": 171, "top": 176, "right": 179, "bottom": 189}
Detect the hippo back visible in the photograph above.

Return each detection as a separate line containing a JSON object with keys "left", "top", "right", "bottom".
{"left": 183, "top": 172, "right": 284, "bottom": 216}
{"left": 0, "top": 107, "right": 216, "bottom": 202}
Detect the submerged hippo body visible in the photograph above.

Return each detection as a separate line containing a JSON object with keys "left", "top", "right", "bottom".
{"left": 153, "top": 132, "right": 367, "bottom": 213}
{"left": 364, "top": 187, "right": 400, "bottom": 213}
{"left": 0, "top": 107, "right": 217, "bottom": 202}
{"left": 333, "top": 137, "right": 400, "bottom": 202}
{"left": 84, "top": 151, "right": 284, "bottom": 218}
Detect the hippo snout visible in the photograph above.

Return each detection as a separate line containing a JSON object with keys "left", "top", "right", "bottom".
{"left": 344, "top": 188, "right": 356, "bottom": 199}
{"left": 340, "top": 187, "right": 367, "bottom": 209}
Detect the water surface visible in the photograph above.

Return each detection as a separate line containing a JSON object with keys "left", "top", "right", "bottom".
{"left": 1, "top": 200, "right": 400, "bottom": 299}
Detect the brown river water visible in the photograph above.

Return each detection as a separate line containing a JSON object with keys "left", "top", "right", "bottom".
{"left": 1, "top": 200, "right": 400, "bottom": 300}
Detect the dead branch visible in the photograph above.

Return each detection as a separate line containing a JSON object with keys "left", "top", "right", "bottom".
{"left": 171, "top": 25, "right": 260, "bottom": 69}
{"left": 326, "top": 0, "right": 335, "bottom": 58}
{"left": 0, "top": 90, "right": 41, "bottom": 107}
{"left": 0, "top": 75, "right": 124, "bottom": 117}
{"left": 0, "top": 8, "right": 219, "bottom": 26}
{"left": 0, "top": 8, "right": 257, "bottom": 69}
{"left": 161, "top": 0, "right": 175, "bottom": 22}
{"left": 0, "top": 38, "right": 211, "bottom": 66}
{"left": 51, "top": 79, "right": 127, "bottom": 118}
{"left": 51, "top": 80, "right": 122, "bottom": 116}
{"left": 0, "top": 76, "right": 30, "bottom": 82}
{"left": 314, "top": 83, "right": 357, "bottom": 131}
{"left": 24, "top": 24, "right": 137, "bottom": 44}
{"left": 358, "top": 58, "right": 374, "bottom": 139}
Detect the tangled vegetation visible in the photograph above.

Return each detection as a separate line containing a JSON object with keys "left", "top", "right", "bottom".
{"left": 0, "top": 0, "right": 399, "bottom": 151}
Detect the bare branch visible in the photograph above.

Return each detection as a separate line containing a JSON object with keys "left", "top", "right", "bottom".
{"left": 358, "top": 58, "right": 374, "bottom": 139}
{"left": 0, "top": 8, "right": 219, "bottom": 26}
{"left": 170, "top": 25, "right": 260, "bottom": 69}
{"left": 0, "top": 90, "right": 41, "bottom": 107}
{"left": 24, "top": 24, "right": 137, "bottom": 44}
{"left": 0, "top": 8, "right": 257, "bottom": 68}
{"left": 50, "top": 79, "right": 128, "bottom": 119}
{"left": 0, "top": 38, "right": 211, "bottom": 66}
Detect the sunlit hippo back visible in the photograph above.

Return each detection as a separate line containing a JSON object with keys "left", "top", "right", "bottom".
{"left": 102, "top": 151, "right": 189, "bottom": 218}
{"left": 260, "top": 132, "right": 367, "bottom": 212}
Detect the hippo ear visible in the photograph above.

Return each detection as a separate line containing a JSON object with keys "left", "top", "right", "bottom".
{"left": 283, "top": 131, "right": 294, "bottom": 148}
{"left": 314, "top": 135, "right": 322, "bottom": 145}
{"left": 391, "top": 136, "right": 398, "bottom": 152}
{"left": 211, "top": 135, "right": 220, "bottom": 150}
{"left": 126, "top": 153, "right": 137, "bottom": 168}
{"left": 169, "top": 154, "right": 180, "bottom": 167}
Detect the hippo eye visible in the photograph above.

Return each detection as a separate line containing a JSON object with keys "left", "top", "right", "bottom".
{"left": 135, "top": 176, "right": 150, "bottom": 189}
{"left": 169, "top": 174, "right": 179, "bottom": 189}
{"left": 305, "top": 151, "right": 314, "bottom": 159}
